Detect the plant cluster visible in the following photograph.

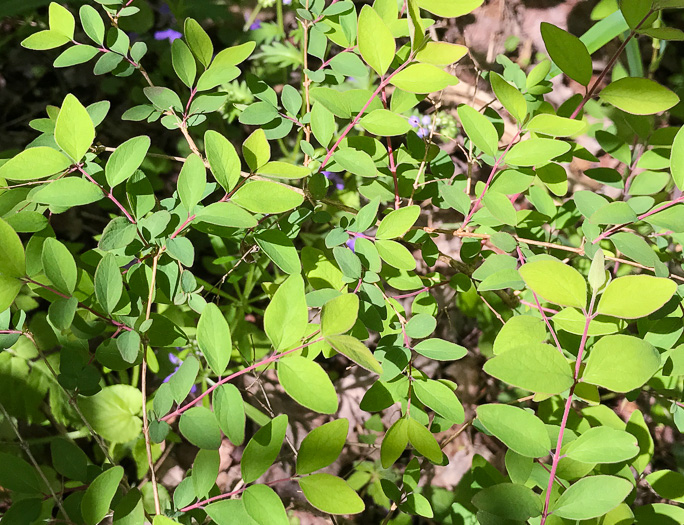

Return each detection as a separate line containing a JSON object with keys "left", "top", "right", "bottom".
{"left": 1, "top": 0, "right": 684, "bottom": 524}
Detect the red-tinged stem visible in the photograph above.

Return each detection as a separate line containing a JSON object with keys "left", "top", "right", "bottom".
{"left": 593, "top": 193, "right": 684, "bottom": 244}
{"left": 184, "top": 87, "right": 197, "bottom": 117}
{"left": 461, "top": 126, "right": 523, "bottom": 229}
{"left": 180, "top": 477, "right": 293, "bottom": 512}
{"left": 391, "top": 280, "right": 450, "bottom": 300}
{"left": 24, "top": 278, "right": 133, "bottom": 331}
{"left": 518, "top": 300, "right": 558, "bottom": 315}
{"left": 312, "top": 0, "right": 339, "bottom": 24}
{"left": 319, "top": 58, "right": 414, "bottom": 171}
{"left": 161, "top": 335, "right": 324, "bottom": 422}
{"left": 74, "top": 164, "right": 136, "bottom": 224}
{"left": 170, "top": 213, "right": 196, "bottom": 239}
{"left": 569, "top": 9, "right": 655, "bottom": 120}
{"left": 540, "top": 295, "right": 597, "bottom": 524}
{"left": 317, "top": 46, "right": 356, "bottom": 70}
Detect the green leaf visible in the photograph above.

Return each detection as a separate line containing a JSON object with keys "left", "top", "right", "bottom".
{"left": 477, "top": 404, "right": 551, "bottom": 458}
{"left": 590, "top": 201, "right": 637, "bottom": 224}
{"left": 278, "top": 356, "right": 338, "bottom": 414}
{"left": 526, "top": 113, "right": 587, "bottom": 137}
{"left": 212, "top": 41, "right": 256, "bottom": 68}
{"left": 184, "top": 18, "right": 213, "bottom": 68}
{"left": 413, "top": 338, "right": 467, "bottom": 361}
{"left": 472, "top": 483, "right": 542, "bottom": 521}
{"left": 359, "top": 109, "right": 411, "bottom": 136}
{"left": 78, "top": 385, "right": 142, "bottom": 443}
{"left": 243, "top": 484, "right": 289, "bottom": 525}
{"left": 540, "top": 22, "right": 593, "bottom": 86}
{"left": 178, "top": 406, "right": 222, "bottom": 449}
{"left": 504, "top": 138, "right": 571, "bottom": 166}
{"left": 195, "top": 202, "right": 257, "bottom": 230}
{"left": 622, "top": 0, "right": 658, "bottom": 28}
{"left": 264, "top": 274, "right": 309, "bottom": 351}
{"left": 553, "top": 308, "right": 625, "bottom": 336}
{"left": 79, "top": 5, "right": 105, "bottom": 45}
{"left": 483, "top": 191, "right": 518, "bottom": 226}
{"left": 582, "top": 334, "right": 660, "bottom": 392}
{"left": 192, "top": 449, "right": 219, "bottom": 499}
{"left": 519, "top": 259, "right": 587, "bottom": 309}
{"left": 457, "top": 105, "right": 498, "bottom": 156}
{"left": 178, "top": 154, "right": 206, "bottom": 213}
{"left": 0, "top": 146, "right": 72, "bottom": 181}
{"left": 53, "top": 45, "right": 98, "bottom": 67}
{"left": 49, "top": 2, "right": 75, "bottom": 39}
{"left": 671, "top": 126, "right": 684, "bottom": 191}
{"left": 552, "top": 475, "right": 632, "bottom": 520}
{"left": 21, "top": 30, "right": 71, "bottom": 50}
{"left": 415, "top": 42, "right": 468, "bottom": 66}
{"left": 232, "top": 181, "right": 304, "bottom": 214}
{"left": 55, "top": 94, "right": 95, "bottom": 162}
{"left": 310, "top": 87, "right": 352, "bottom": 119}
{"left": 645, "top": 470, "right": 684, "bottom": 503}
{"left": 298, "top": 473, "right": 365, "bottom": 515}
{"left": 417, "top": 0, "right": 483, "bottom": 17}
{"left": 205, "top": 130, "right": 241, "bottom": 191}
{"left": 600, "top": 77, "right": 679, "bottom": 114}
{"left": 81, "top": 466, "right": 123, "bottom": 525}
{"left": 588, "top": 248, "right": 606, "bottom": 292}
{"left": 490, "top": 72, "right": 527, "bottom": 123}
{"left": 105, "top": 136, "right": 150, "bottom": 188}
{"left": 405, "top": 313, "right": 437, "bottom": 339}
{"left": 381, "top": 418, "right": 409, "bottom": 467}
{"left": 206, "top": 500, "right": 257, "bottom": 525}
{"left": 326, "top": 335, "right": 383, "bottom": 374}
{"left": 358, "top": 5, "right": 395, "bottom": 76}
{"left": 375, "top": 239, "right": 416, "bottom": 270}
{"left": 311, "top": 102, "right": 335, "bottom": 147}
{"left": 321, "top": 293, "right": 359, "bottom": 336}
{"left": 95, "top": 254, "right": 122, "bottom": 315}
{"left": 144, "top": 86, "right": 183, "bottom": 112}
{"left": 334, "top": 148, "right": 378, "bottom": 177}
{"left": 168, "top": 355, "right": 199, "bottom": 403}
{"left": 0, "top": 276, "right": 23, "bottom": 313}
{"left": 196, "top": 65, "right": 241, "bottom": 91}
{"left": 33, "top": 177, "right": 103, "bottom": 207}
{"left": 390, "top": 63, "right": 459, "bottom": 94}
{"left": 0, "top": 217, "right": 27, "bottom": 279}
{"left": 493, "top": 315, "right": 546, "bottom": 355}
{"left": 413, "top": 378, "right": 464, "bottom": 422}
{"left": 407, "top": 418, "right": 442, "bottom": 463}
{"left": 597, "top": 275, "right": 676, "bottom": 318}
{"left": 257, "top": 161, "right": 310, "bottom": 180}
{"left": 564, "top": 427, "right": 639, "bottom": 463}
{"left": 197, "top": 302, "right": 232, "bottom": 376}
{"left": 376, "top": 205, "right": 420, "bottom": 240}
{"left": 241, "top": 414, "right": 288, "bottom": 483}
{"left": 484, "top": 343, "right": 573, "bottom": 394}
{"left": 41, "top": 238, "right": 77, "bottom": 295}
{"left": 214, "top": 383, "right": 245, "bottom": 446}
{"left": 255, "top": 230, "right": 301, "bottom": 274}
{"left": 51, "top": 438, "right": 89, "bottom": 483}
{"left": 296, "top": 419, "right": 349, "bottom": 475}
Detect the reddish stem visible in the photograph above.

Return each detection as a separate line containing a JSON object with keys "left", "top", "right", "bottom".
{"left": 381, "top": 87, "right": 401, "bottom": 209}
{"left": 461, "top": 127, "right": 522, "bottom": 229}
{"left": 180, "top": 477, "right": 293, "bottom": 512}
{"left": 161, "top": 335, "right": 324, "bottom": 422}
{"left": 75, "top": 164, "right": 136, "bottom": 224}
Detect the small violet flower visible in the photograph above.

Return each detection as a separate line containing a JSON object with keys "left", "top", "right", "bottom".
{"left": 154, "top": 29, "right": 182, "bottom": 42}
{"left": 346, "top": 237, "right": 356, "bottom": 253}
{"left": 250, "top": 19, "right": 262, "bottom": 30}
{"left": 417, "top": 127, "right": 430, "bottom": 138}
{"left": 408, "top": 116, "right": 420, "bottom": 128}
{"left": 421, "top": 115, "right": 432, "bottom": 126}
{"left": 283, "top": 0, "right": 292, "bottom": 5}
{"left": 323, "top": 171, "right": 345, "bottom": 191}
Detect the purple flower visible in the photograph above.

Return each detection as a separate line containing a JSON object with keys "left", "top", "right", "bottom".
{"left": 154, "top": 29, "right": 182, "bottom": 42}
{"left": 158, "top": 3, "right": 172, "bottom": 15}
{"left": 417, "top": 127, "right": 430, "bottom": 138}
{"left": 408, "top": 116, "right": 420, "bottom": 128}
{"left": 323, "top": 171, "right": 345, "bottom": 191}
{"left": 250, "top": 20, "right": 262, "bottom": 30}
{"left": 283, "top": 0, "right": 292, "bottom": 4}
{"left": 346, "top": 237, "right": 356, "bottom": 252}
{"left": 421, "top": 115, "right": 432, "bottom": 126}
